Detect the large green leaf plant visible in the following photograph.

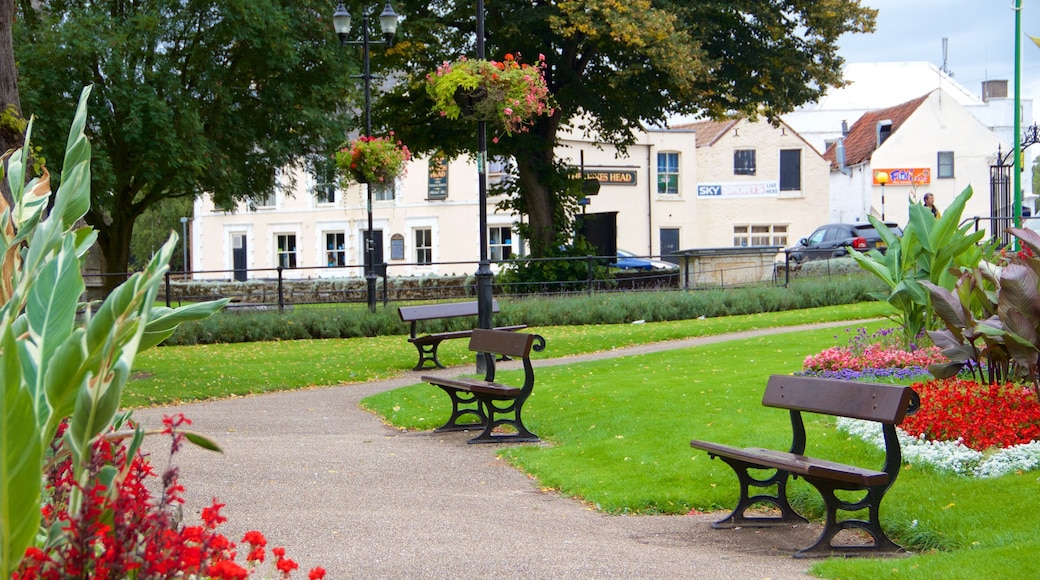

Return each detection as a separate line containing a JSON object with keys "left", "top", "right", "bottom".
{"left": 924, "top": 226, "right": 1040, "bottom": 401}
{"left": 849, "top": 185, "right": 988, "bottom": 348}
{"left": 0, "top": 87, "right": 228, "bottom": 577}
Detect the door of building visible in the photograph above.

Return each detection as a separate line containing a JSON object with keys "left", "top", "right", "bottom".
{"left": 659, "top": 228, "right": 680, "bottom": 264}
{"left": 232, "top": 234, "right": 247, "bottom": 281}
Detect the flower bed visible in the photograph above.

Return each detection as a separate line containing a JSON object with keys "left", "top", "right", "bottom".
{"left": 802, "top": 330, "right": 1040, "bottom": 478}
{"left": 16, "top": 415, "right": 325, "bottom": 579}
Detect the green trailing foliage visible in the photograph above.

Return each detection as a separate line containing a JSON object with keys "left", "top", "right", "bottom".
{"left": 0, "top": 88, "right": 227, "bottom": 577}
{"left": 849, "top": 185, "right": 989, "bottom": 348}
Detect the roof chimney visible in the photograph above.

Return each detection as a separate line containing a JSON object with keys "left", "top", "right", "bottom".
{"left": 841, "top": 119, "right": 849, "bottom": 137}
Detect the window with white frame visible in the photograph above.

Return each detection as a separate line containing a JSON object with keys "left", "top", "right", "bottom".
{"left": 251, "top": 191, "right": 276, "bottom": 209}
{"left": 276, "top": 234, "right": 297, "bottom": 268}
{"left": 734, "top": 149, "right": 756, "bottom": 175}
{"left": 489, "top": 226, "right": 513, "bottom": 261}
{"left": 325, "top": 232, "right": 346, "bottom": 267}
{"left": 415, "top": 228, "right": 432, "bottom": 264}
{"left": 315, "top": 183, "right": 336, "bottom": 204}
{"left": 733, "top": 224, "right": 787, "bottom": 247}
{"left": 372, "top": 181, "right": 395, "bottom": 201}
{"left": 938, "top": 151, "right": 955, "bottom": 178}
{"left": 779, "top": 149, "right": 802, "bottom": 191}
{"left": 488, "top": 156, "right": 514, "bottom": 187}
{"left": 657, "top": 152, "right": 679, "bottom": 194}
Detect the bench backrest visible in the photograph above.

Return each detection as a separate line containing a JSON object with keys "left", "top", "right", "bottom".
{"left": 468, "top": 328, "right": 535, "bottom": 359}
{"left": 762, "top": 374, "right": 914, "bottom": 424}
{"left": 398, "top": 300, "right": 500, "bottom": 322}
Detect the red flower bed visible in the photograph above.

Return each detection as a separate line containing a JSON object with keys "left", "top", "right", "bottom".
{"left": 14, "top": 415, "right": 325, "bottom": 580}
{"left": 902, "top": 378, "right": 1040, "bottom": 451}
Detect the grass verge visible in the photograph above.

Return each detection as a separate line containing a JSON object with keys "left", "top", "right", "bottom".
{"left": 126, "top": 301, "right": 887, "bottom": 407}
{"left": 361, "top": 322, "right": 1040, "bottom": 579}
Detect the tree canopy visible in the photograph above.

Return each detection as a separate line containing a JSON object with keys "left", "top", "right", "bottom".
{"left": 14, "top": 0, "right": 361, "bottom": 290}
{"left": 381, "top": 0, "right": 876, "bottom": 255}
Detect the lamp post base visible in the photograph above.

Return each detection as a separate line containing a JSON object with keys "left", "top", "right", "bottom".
{"left": 366, "top": 272, "right": 377, "bottom": 313}
{"left": 474, "top": 263, "right": 494, "bottom": 372}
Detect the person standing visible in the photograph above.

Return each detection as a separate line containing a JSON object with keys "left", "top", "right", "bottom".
{"left": 923, "top": 192, "right": 941, "bottom": 218}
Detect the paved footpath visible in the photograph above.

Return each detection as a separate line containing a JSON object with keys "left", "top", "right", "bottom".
{"left": 133, "top": 322, "right": 863, "bottom": 579}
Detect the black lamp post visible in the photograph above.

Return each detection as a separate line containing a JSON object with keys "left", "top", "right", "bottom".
{"left": 333, "top": 1, "right": 399, "bottom": 313}
{"left": 474, "top": 0, "right": 493, "bottom": 369}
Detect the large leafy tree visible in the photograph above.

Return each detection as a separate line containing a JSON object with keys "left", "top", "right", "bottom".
{"left": 14, "top": 0, "right": 359, "bottom": 292}
{"left": 382, "top": 0, "right": 876, "bottom": 256}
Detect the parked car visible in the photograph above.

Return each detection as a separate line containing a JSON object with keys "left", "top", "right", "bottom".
{"left": 787, "top": 222, "right": 902, "bottom": 264}
{"left": 613, "top": 249, "right": 680, "bottom": 271}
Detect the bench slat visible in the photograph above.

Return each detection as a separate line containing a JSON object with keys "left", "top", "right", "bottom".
{"left": 469, "top": 328, "right": 534, "bottom": 359}
{"left": 398, "top": 300, "right": 500, "bottom": 322}
{"left": 763, "top": 375, "right": 914, "bottom": 424}
{"left": 422, "top": 376, "right": 521, "bottom": 397}
{"left": 690, "top": 439, "right": 888, "bottom": 486}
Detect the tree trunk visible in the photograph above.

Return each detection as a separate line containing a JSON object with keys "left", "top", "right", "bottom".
{"left": 513, "top": 114, "right": 564, "bottom": 258}
{"left": 515, "top": 150, "right": 556, "bottom": 257}
{"left": 0, "top": 0, "right": 24, "bottom": 204}
{"left": 91, "top": 207, "right": 136, "bottom": 296}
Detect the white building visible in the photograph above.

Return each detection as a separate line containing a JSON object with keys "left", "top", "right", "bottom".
{"left": 783, "top": 61, "right": 1036, "bottom": 219}
{"left": 191, "top": 119, "right": 831, "bottom": 280}
{"left": 823, "top": 89, "right": 1003, "bottom": 228}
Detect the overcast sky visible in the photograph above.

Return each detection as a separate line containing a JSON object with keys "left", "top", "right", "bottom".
{"left": 838, "top": 0, "right": 1040, "bottom": 115}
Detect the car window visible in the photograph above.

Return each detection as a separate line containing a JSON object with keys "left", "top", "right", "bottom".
{"left": 807, "top": 228, "right": 828, "bottom": 245}
{"left": 823, "top": 226, "right": 844, "bottom": 242}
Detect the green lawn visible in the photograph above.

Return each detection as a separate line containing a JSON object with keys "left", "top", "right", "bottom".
{"left": 361, "top": 323, "right": 1040, "bottom": 579}
{"left": 126, "top": 300, "right": 1038, "bottom": 578}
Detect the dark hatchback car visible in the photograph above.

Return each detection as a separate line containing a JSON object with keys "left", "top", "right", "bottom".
{"left": 787, "top": 222, "right": 902, "bottom": 263}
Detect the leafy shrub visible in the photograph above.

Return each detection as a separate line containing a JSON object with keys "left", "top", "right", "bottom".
{"left": 165, "top": 274, "right": 884, "bottom": 345}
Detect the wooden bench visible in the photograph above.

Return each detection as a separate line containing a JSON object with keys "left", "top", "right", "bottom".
{"left": 398, "top": 300, "right": 526, "bottom": 370}
{"left": 421, "top": 328, "right": 546, "bottom": 444}
{"left": 689, "top": 374, "right": 920, "bottom": 558}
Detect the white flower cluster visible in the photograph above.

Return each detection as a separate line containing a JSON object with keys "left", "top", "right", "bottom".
{"left": 836, "top": 418, "right": 1040, "bottom": 478}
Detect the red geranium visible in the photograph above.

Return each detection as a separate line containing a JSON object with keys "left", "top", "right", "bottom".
{"left": 902, "top": 378, "right": 1040, "bottom": 451}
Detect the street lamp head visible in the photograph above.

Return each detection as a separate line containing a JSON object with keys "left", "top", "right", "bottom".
{"left": 379, "top": 1, "right": 399, "bottom": 44}
{"left": 875, "top": 171, "right": 889, "bottom": 186}
{"left": 333, "top": 2, "right": 352, "bottom": 46}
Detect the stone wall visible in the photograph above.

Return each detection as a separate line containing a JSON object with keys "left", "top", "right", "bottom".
{"left": 165, "top": 275, "right": 474, "bottom": 305}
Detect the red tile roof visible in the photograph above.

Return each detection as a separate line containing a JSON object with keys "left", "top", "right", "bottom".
{"left": 670, "top": 119, "right": 740, "bottom": 147}
{"left": 823, "top": 93, "right": 930, "bottom": 168}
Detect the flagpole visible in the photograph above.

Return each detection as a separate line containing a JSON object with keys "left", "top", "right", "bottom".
{"left": 1014, "top": 0, "right": 1023, "bottom": 229}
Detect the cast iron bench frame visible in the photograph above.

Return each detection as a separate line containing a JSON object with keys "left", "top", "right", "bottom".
{"left": 690, "top": 374, "right": 920, "bottom": 558}
{"left": 398, "top": 300, "right": 526, "bottom": 370}
{"left": 421, "top": 328, "right": 546, "bottom": 444}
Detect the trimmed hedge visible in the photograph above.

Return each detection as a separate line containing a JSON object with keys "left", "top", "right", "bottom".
{"left": 162, "top": 273, "right": 885, "bottom": 345}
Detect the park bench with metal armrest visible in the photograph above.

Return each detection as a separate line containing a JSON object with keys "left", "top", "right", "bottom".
{"left": 422, "top": 328, "right": 546, "bottom": 444}
{"left": 690, "top": 374, "right": 920, "bottom": 558}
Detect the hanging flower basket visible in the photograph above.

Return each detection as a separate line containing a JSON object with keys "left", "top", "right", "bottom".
{"left": 426, "top": 53, "right": 554, "bottom": 135}
{"left": 335, "top": 135, "right": 411, "bottom": 185}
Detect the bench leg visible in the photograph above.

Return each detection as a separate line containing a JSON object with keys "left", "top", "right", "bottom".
{"left": 794, "top": 479, "right": 905, "bottom": 558}
{"left": 432, "top": 386, "right": 486, "bottom": 432}
{"left": 710, "top": 456, "right": 808, "bottom": 529}
{"left": 412, "top": 340, "right": 446, "bottom": 371}
{"left": 466, "top": 395, "right": 539, "bottom": 444}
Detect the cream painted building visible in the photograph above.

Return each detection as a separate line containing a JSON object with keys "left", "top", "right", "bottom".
{"left": 191, "top": 119, "right": 831, "bottom": 280}
{"left": 824, "top": 89, "right": 1004, "bottom": 230}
